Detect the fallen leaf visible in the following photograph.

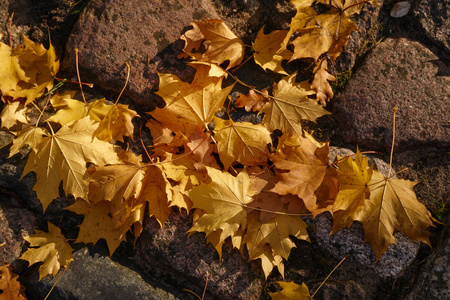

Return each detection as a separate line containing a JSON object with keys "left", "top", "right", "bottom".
{"left": 19, "top": 222, "right": 73, "bottom": 280}
{"left": 94, "top": 104, "right": 139, "bottom": 142}
{"left": 180, "top": 19, "right": 245, "bottom": 69}
{"left": 252, "top": 26, "right": 292, "bottom": 75}
{"left": 311, "top": 58, "right": 335, "bottom": 106}
{"left": 261, "top": 72, "right": 329, "bottom": 137}
{"left": 269, "top": 281, "right": 312, "bottom": 300}
{"left": 0, "top": 264, "right": 27, "bottom": 299}
{"left": 22, "top": 117, "right": 121, "bottom": 211}
{"left": 213, "top": 117, "right": 271, "bottom": 170}
{"left": 8, "top": 126, "right": 49, "bottom": 158}
{"left": 0, "top": 101, "right": 29, "bottom": 129}
{"left": 234, "top": 89, "right": 269, "bottom": 112}
{"left": 66, "top": 199, "right": 142, "bottom": 255}
{"left": 150, "top": 64, "right": 234, "bottom": 134}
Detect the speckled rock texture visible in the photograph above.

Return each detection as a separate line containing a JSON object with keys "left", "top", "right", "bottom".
{"left": 412, "top": 0, "right": 450, "bottom": 55}
{"left": 405, "top": 213, "right": 450, "bottom": 300}
{"left": 333, "top": 37, "right": 450, "bottom": 152}
{"left": 135, "top": 214, "right": 264, "bottom": 300}
{"left": 23, "top": 248, "right": 182, "bottom": 300}
{"left": 63, "top": 0, "right": 219, "bottom": 108}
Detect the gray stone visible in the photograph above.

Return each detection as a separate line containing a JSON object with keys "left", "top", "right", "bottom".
{"left": 333, "top": 37, "right": 450, "bottom": 152}
{"left": 135, "top": 214, "right": 264, "bottom": 300}
{"left": 412, "top": 0, "right": 450, "bottom": 55}
{"left": 23, "top": 248, "right": 182, "bottom": 300}
{"left": 405, "top": 214, "right": 450, "bottom": 300}
{"left": 307, "top": 212, "right": 419, "bottom": 278}
{"left": 63, "top": 0, "right": 219, "bottom": 109}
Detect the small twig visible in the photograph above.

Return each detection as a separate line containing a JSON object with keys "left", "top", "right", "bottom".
{"left": 231, "top": 53, "right": 254, "bottom": 73}
{"left": 388, "top": 107, "right": 398, "bottom": 177}
{"left": 44, "top": 268, "right": 66, "bottom": 300}
{"left": 54, "top": 77, "right": 93, "bottom": 88}
{"left": 311, "top": 254, "right": 349, "bottom": 298}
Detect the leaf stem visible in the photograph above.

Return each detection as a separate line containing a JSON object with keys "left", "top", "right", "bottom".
{"left": 115, "top": 62, "right": 131, "bottom": 105}
{"left": 388, "top": 107, "right": 398, "bottom": 177}
{"left": 75, "top": 48, "right": 87, "bottom": 104}
{"left": 9, "top": 12, "right": 14, "bottom": 48}
{"left": 343, "top": 0, "right": 371, "bottom": 12}
{"left": 54, "top": 77, "right": 93, "bottom": 88}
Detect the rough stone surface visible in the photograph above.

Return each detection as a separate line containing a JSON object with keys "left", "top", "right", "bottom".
{"left": 22, "top": 248, "right": 182, "bottom": 300}
{"left": 405, "top": 213, "right": 450, "bottom": 300}
{"left": 306, "top": 212, "right": 419, "bottom": 278}
{"left": 412, "top": 0, "right": 450, "bottom": 55}
{"left": 0, "top": 0, "right": 82, "bottom": 56}
{"left": 63, "top": 0, "right": 219, "bottom": 108}
{"left": 333, "top": 37, "right": 450, "bottom": 152}
{"left": 135, "top": 214, "right": 264, "bottom": 300}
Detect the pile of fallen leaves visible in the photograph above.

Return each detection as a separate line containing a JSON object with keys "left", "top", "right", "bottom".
{"left": 0, "top": 0, "right": 437, "bottom": 298}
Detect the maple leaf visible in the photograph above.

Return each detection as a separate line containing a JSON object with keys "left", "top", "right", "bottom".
{"left": 234, "top": 89, "right": 269, "bottom": 112}
{"left": 8, "top": 126, "right": 49, "bottom": 158}
{"left": 269, "top": 281, "right": 312, "bottom": 300}
{"left": 213, "top": 117, "right": 272, "bottom": 170}
{"left": 66, "top": 199, "right": 142, "bottom": 255}
{"left": 161, "top": 153, "right": 206, "bottom": 211}
{"left": 0, "top": 101, "right": 29, "bottom": 129}
{"left": 331, "top": 148, "right": 374, "bottom": 232}
{"left": 359, "top": 170, "right": 437, "bottom": 259}
{"left": 288, "top": 0, "right": 378, "bottom": 61}
{"left": 179, "top": 19, "right": 245, "bottom": 69}
{"left": 270, "top": 133, "right": 331, "bottom": 213}
{"left": 94, "top": 104, "right": 139, "bottom": 142}
{"left": 188, "top": 167, "right": 255, "bottom": 250}
{"left": 311, "top": 58, "right": 336, "bottom": 106}
{"left": 46, "top": 92, "right": 111, "bottom": 125}
{"left": 0, "top": 264, "right": 27, "bottom": 299}
{"left": 186, "top": 129, "right": 217, "bottom": 170}
{"left": 22, "top": 117, "right": 121, "bottom": 211}
{"left": 252, "top": 26, "right": 293, "bottom": 75}
{"left": 244, "top": 211, "right": 309, "bottom": 278}
{"left": 88, "top": 152, "right": 171, "bottom": 228}
{"left": 260, "top": 72, "right": 329, "bottom": 137}
{"left": 150, "top": 64, "right": 234, "bottom": 134}
{"left": 0, "top": 36, "right": 59, "bottom": 103}
{"left": 331, "top": 150, "right": 437, "bottom": 259}
{"left": 19, "top": 222, "right": 73, "bottom": 280}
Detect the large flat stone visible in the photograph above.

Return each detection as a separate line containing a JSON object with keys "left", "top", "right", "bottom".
{"left": 63, "top": 0, "right": 219, "bottom": 108}
{"left": 333, "top": 37, "right": 450, "bottom": 152}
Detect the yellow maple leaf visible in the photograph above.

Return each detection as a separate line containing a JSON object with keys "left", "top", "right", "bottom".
{"left": 213, "top": 117, "right": 272, "bottom": 170}
{"left": 331, "top": 150, "right": 437, "bottom": 259}
{"left": 88, "top": 151, "right": 171, "bottom": 228}
{"left": 260, "top": 72, "right": 329, "bottom": 137}
{"left": 269, "top": 281, "right": 312, "bottom": 300}
{"left": 252, "top": 26, "right": 293, "bottom": 75}
{"left": 288, "top": 0, "right": 378, "bottom": 61}
{"left": 180, "top": 19, "right": 245, "bottom": 69}
{"left": 19, "top": 222, "right": 73, "bottom": 280}
{"left": 46, "top": 92, "right": 111, "bottom": 125}
{"left": 188, "top": 167, "right": 255, "bottom": 249}
{"left": 270, "top": 134, "right": 330, "bottom": 213}
{"left": 360, "top": 170, "right": 436, "bottom": 259}
{"left": 94, "top": 104, "right": 139, "bottom": 142}
{"left": 311, "top": 57, "right": 336, "bottom": 106}
{"left": 150, "top": 64, "right": 234, "bottom": 134}
{"left": 0, "top": 101, "right": 29, "bottom": 129}
{"left": 0, "top": 36, "right": 59, "bottom": 103}
{"left": 0, "top": 264, "right": 27, "bottom": 299}
{"left": 65, "top": 199, "right": 141, "bottom": 255}
{"left": 22, "top": 117, "right": 121, "bottom": 211}
{"left": 244, "top": 211, "right": 309, "bottom": 278}
{"left": 332, "top": 148, "right": 374, "bottom": 232}
{"left": 8, "top": 126, "right": 49, "bottom": 158}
